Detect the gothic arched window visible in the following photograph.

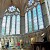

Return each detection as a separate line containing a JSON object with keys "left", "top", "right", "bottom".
{"left": 25, "top": 2, "right": 44, "bottom": 33}
{"left": 2, "top": 6, "right": 20, "bottom": 35}
{"left": 37, "top": 3, "right": 44, "bottom": 29}
{"left": 32, "top": 7, "right": 38, "bottom": 31}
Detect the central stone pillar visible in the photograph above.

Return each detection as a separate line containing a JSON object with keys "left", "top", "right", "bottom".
{"left": 0, "top": 18, "right": 2, "bottom": 38}
{"left": 20, "top": 16, "right": 25, "bottom": 34}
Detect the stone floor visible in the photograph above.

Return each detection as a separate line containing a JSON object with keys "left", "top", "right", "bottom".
{"left": 0, "top": 48, "right": 30, "bottom": 50}
{"left": 0, "top": 48, "right": 21, "bottom": 50}
{"left": 0, "top": 48, "right": 23, "bottom": 50}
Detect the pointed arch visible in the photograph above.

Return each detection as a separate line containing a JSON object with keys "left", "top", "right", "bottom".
{"left": 2, "top": 6, "right": 20, "bottom": 35}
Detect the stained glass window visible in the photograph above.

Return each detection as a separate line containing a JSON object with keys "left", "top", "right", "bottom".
{"left": 25, "top": 12, "right": 28, "bottom": 33}
{"left": 8, "top": 6, "right": 16, "bottom": 12}
{"left": 16, "top": 15, "right": 20, "bottom": 34}
{"left": 2, "top": 16, "right": 6, "bottom": 35}
{"left": 25, "top": 2, "right": 44, "bottom": 33}
{"left": 11, "top": 15, "right": 15, "bottom": 35}
{"left": 2, "top": 6, "right": 20, "bottom": 35}
{"left": 37, "top": 4, "right": 44, "bottom": 29}
{"left": 32, "top": 7, "right": 38, "bottom": 31}
{"left": 28, "top": 10, "right": 32, "bottom": 33}
{"left": 28, "top": 0, "right": 34, "bottom": 6}
{"left": 6, "top": 16, "right": 10, "bottom": 35}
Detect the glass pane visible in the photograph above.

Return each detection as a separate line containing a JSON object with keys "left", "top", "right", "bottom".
{"left": 33, "top": 15, "right": 36, "bottom": 19}
{"left": 25, "top": 12, "right": 28, "bottom": 33}
{"left": 28, "top": 0, "right": 34, "bottom": 6}
{"left": 37, "top": 4, "right": 44, "bottom": 29}
{"left": 39, "top": 21, "right": 43, "bottom": 25}
{"left": 34, "top": 23, "right": 38, "bottom": 31}
{"left": 6, "top": 16, "right": 10, "bottom": 35}
{"left": 34, "top": 27, "right": 38, "bottom": 31}
{"left": 34, "top": 20, "right": 37, "bottom": 23}
{"left": 16, "top": 15, "right": 20, "bottom": 34}
{"left": 38, "top": 18, "right": 43, "bottom": 22}
{"left": 28, "top": 10, "right": 32, "bottom": 33}
{"left": 33, "top": 9, "right": 37, "bottom": 17}
{"left": 32, "top": 7, "right": 38, "bottom": 31}
{"left": 11, "top": 15, "right": 15, "bottom": 35}
{"left": 2, "top": 16, "right": 6, "bottom": 35}
{"left": 39, "top": 25, "right": 44, "bottom": 29}
{"left": 8, "top": 6, "right": 16, "bottom": 12}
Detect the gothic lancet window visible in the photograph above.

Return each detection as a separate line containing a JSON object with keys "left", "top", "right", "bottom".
{"left": 28, "top": 10, "right": 32, "bottom": 33}
{"left": 25, "top": 2, "right": 44, "bottom": 33}
{"left": 2, "top": 6, "right": 20, "bottom": 35}
{"left": 2, "top": 16, "right": 6, "bottom": 35}
{"left": 32, "top": 7, "right": 38, "bottom": 31}
{"left": 11, "top": 15, "right": 15, "bottom": 35}
{"left": 6, "top": 16, "right": 10, "bottom": 35}
{"left": 16, "top": 15, "right": 20, "bottom": 34}
{"left": 37, "top": 3, "right": 44, "bottom": 29}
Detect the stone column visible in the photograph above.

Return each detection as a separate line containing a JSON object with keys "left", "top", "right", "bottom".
{"left": 20, "top": 16, "right": 25, "bottom": 34}
{"left": 0, "top": 18, "right": 2, "bottom": 38}
{"left": 44, "top": 0, "right": 50, "bottom": 25}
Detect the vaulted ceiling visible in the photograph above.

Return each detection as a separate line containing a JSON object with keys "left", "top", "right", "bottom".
{"left": 0, "top": 0, "right": 42, "bottom": 18}
{"left": 0, "top": 0, "right": 28, "bottom": 18}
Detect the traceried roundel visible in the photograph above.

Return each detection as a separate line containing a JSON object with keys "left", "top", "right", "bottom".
{"left": 28, "top": 0, "right": 34, "bottom": 6}
{"left": 8, "top": 6, "right": 16, "bottom": 12}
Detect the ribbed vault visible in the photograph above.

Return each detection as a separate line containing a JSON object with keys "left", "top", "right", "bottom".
{"left": 0, "top": 0, "right": 42, "bottom": 18}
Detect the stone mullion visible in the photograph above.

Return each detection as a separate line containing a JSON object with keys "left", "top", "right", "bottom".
{"left": 5, "top": 16, "right": 7, "bottom": 35}
{"left": 27, "top": 11, "right": 29, "bottom": 33}
{"left": 31, "top": 9, "right": 34, "bottom": 32}
{"left": 14, "top": 15, "right": 16, "bottom": 35}
{"left": 9, "top": 16, "right": 12, "bottom": 35}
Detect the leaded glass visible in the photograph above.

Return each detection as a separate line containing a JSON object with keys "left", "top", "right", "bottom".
{"left": 11, "top": 15, "right": 15, "bottom": 35}
{"left": 2, "top": 16, "right": 6, "bottom": 35}
{"left": 25, "top": 12, "right": 28, "bottom": 33}
{"left": 28, "top": 0, "right": 34, "bottom": 6}
{"left": 8, "top": 6, "right": 16, "bottom": 12}
{"left": 6, "top": 16, "right": 10, "bottom": 35}
{"left": 32, "top": 7, "right": 38, "bottom": 31}
{"left": 2, "top": 6, "right": 20, "bottom": 35}
{"left": 37, "top": 4, "right": 44, "bottom": 29}
{"left": 28, "top": 10, "right": 32, "bottom": 33}
{"left": 16, "top": 15, "right": 20, "bottom": 34}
